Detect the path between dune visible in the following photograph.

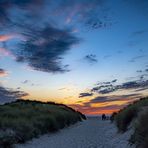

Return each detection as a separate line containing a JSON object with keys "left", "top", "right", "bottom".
{"left": 15, "top": 117, "right": 135, "bottom": 148}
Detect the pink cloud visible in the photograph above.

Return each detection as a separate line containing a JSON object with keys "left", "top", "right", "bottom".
{"left": 69, "top": 103, "right": 123, "bottom": 115}
{"left": 0, "top": 34, "right": 14, "bottom": 42}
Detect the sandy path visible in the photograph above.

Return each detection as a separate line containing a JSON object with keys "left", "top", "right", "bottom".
{"left": 15, "top": 117, "right": 134, "bottom": 148}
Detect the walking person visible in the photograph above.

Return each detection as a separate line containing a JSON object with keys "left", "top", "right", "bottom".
{"left": 102, "top": 114, "right": 106, "bottom": 120}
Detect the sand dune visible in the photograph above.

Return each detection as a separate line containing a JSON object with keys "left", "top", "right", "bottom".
{"left": 16, "top": 117, "right": 135, "bottom": 148}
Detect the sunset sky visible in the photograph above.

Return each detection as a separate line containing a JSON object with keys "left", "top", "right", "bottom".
{"left": 0, "top": 0, "right": 148, "bottom": 115}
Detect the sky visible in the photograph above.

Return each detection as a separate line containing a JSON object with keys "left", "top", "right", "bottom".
{"left": 0, "top": 0, "right": 148, "bottom": 115}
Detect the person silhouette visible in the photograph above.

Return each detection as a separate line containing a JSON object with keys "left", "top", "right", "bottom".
{"left": 102, "top": 114, "right": 106, "bottom": 120}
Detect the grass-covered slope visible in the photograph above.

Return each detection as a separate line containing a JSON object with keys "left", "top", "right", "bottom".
{"left": 0, "top": 100, "right": 86, "bottom": 147}
{"left": 111, "top": 97, "right": 148, "bottom": 148}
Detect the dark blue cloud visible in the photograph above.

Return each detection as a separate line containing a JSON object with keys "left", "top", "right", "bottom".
{"left": 96, "top": 80, "right": 148, "bottom": 94}
{"left": 79, "top": 92, "right": 93, "bottom": 98}
{"left": 89, "top": 94, "right": 141, "bottom": 103}
{"left": 90, "top": 79, "right": 117, "bottom": 94}
{"left": 0, "top": 86, "right": 28, "bottom": 104}
{"left": 80, "top": 77, "right": 148, "bottom": 97}
{"left": 0, "top": 0, "right": 112, "bottom": 73}
{"left": 13, "top": 24, "right": 80, "bottom": 73}
{"left": 121, "top": 81, "right": 139, "bottom": 89}
{"left": 89, "top": 96, "right": 109, "bottom": 103}
{"left": 0, "top": 0, "right": 81, "bottom": 73}
{"left": 98, "top": 88, "right": 115, "bottom": 94}
{"left": 97, "top": 79, "right": 117, "bottom": 85}
{"left": 84, "top": 54, "right": 98, "bottom": 64}
{"left": 112, "top": 79, "right": 117, "bottom": 83}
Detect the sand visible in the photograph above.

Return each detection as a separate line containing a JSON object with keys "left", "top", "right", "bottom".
{"left": 15, "top": 117, "right": 135, "bottom": 148}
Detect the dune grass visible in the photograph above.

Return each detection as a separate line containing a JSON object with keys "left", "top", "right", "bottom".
{"left": 130, "top": 108, "right": 148, "bottom": 148}
{"left": 0, "top": 100, "right": 86, "bottom": 147}
{"left": 111, "top": 97, "right": 148, "bottom": 148}
{"left": 111, "top": 97, "right": 148, "bottom": 132}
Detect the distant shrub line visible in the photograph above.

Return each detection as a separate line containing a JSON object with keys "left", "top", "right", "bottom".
{"left": 0, "top": 100, "right": 86, "bottom": 147}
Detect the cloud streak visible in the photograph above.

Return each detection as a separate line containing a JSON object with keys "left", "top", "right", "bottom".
{"left": 84, "top": 54, "right": 98, "bottom": 64}
{"left": 79, "top": 92, "right": 93, "bottom": 98}
{"left": 79, "top": 76, "right": 148, "bottom": 97}
{"left": 0, "top": 86, "right": 28, "bottom": 104}
{"left": 88, "top": 94, "right": 142, "bottom": 104}
{"left": 91, "top": 79, "right": 148, "bottom": 94}
{"left": 129, "top": 55, "right": 146, "bottom": 63}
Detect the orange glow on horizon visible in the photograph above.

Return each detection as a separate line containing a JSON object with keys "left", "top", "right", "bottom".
{"left": 21, "top": 89, "right": 145, "bottom": 116}
{"left": 84, "top": 109, "right": 120, "bottom": 115}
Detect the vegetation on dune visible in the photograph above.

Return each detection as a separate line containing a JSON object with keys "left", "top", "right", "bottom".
{"left": 130, "top": 108, "right": 148, "bottom": 148}
{"left": 0, "top": 100, "right": 86, "bottom": 147}
{"left": 111, "top": 97, "right": 148, "bottom": 132}
{"left": 111, "top": 97, "right": 148, "bottom": 148}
